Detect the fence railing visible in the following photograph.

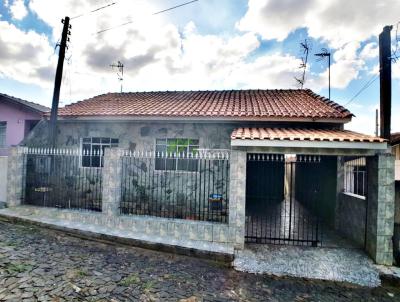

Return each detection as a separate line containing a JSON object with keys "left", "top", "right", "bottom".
{"left": 22, "top": 147, "right": 103, "bottom": 211}
{"left": 120, "top": 150, "right": 230, "bottom": 223}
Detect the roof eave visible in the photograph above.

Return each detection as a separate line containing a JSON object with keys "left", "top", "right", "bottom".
{"left": 50, "top": 115, "right": 352, "bottom": 124}
{"left": 231, "top": 138, "right": 388, "bottom": 150}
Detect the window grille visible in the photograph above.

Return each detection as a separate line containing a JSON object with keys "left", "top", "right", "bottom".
{"left": 81, "top": 137, "right": 119, "bottom": 167}
{"left": 344, "top": 157, "right": 367, "bottom": 197}
{"left": 155, "top": 138, "right": 199, "bottom": 171}
{"left": 0, "top": 122, "right": 6, "bottom": 148}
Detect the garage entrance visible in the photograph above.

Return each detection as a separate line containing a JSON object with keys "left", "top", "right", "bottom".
{"left": 245, "top": 154, "right": 324, "bottom": 246}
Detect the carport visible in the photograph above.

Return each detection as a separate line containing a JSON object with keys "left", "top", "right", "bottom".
{"left": 230, "top": 127, "right": 394, "bottom": 265}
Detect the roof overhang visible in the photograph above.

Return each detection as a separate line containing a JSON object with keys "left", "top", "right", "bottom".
{"left": 49, "top": 115, "right": 351, "bottom": 124}
{"left": 231, "top": 138, "right": 387, "bottom": 150}
{"left": 231, "top": 127, "right": 388, "bottom": 152}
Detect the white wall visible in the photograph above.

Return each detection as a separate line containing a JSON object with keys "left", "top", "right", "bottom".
{"left": 0, "top": 156, "right": 7, "bottom": 202}
{"left": 396, "top": 160, "right": 400, "bottom": 181}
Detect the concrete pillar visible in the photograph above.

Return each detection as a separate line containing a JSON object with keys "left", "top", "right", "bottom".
{"left": 6, "top": 146, "right": 25, "bottom": 207}
{"left": 229, "top": 150, "right": 247, "bottom": 249}
{"left": 102, "top": 148, "right": 122, "bottom": 216}
{"left": 366, "top": 153, "right": 395, "bottom": 265}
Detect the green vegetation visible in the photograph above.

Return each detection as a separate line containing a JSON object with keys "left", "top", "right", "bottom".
{"left": 5, "top": 262, "right": 33, "bottom": 274}
{"left": 120, "top": 273, "right": 141, "bottom": 286}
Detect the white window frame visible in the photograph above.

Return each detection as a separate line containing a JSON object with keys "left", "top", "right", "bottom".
{"left": 155, "top": 138, "right": 200, "bottom": 172}
{"left": 0, "top": 122, "right": 6, "bottom": 148}
{"left": 343, "top": 158, "right": 367, "bottom": 198}
{"left": 80, "top": 137, "right": 119, "bottom": 168}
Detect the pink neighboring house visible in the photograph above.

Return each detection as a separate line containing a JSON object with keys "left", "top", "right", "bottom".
{"left": 0, "top": 93, "right": 49, "bottom": 156}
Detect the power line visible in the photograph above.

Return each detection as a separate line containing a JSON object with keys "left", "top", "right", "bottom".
{"left": 95, "top": 0, "right": 199, "bottom": 35}
{"left": 71, "top": 2, "right": 117, "bottom": 20}
{"left": 344, "top": 74, "right": 379, "bottom": 106}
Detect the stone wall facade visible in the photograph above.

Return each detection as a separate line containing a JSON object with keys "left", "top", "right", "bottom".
{"left": 366, "top": 154, "right": 395, "bottom": 265}
{"left": 336, "top": 192, "right": 366, "bottom": 247}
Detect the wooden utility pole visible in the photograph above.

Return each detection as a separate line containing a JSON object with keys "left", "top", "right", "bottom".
{"left": 49, "top": 17, "right": 71, "bottom": 147}
{"left": 379, "top": 25, "right": 392, "bottom": 140}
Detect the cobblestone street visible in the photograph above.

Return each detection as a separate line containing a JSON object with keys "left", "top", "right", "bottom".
{"left": 0, "top": 220, "right": 399, "bottom": 302}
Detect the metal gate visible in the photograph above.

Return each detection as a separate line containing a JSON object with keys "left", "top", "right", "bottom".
{"left": 245, "top": 154, "right": 322, "bottom": 246}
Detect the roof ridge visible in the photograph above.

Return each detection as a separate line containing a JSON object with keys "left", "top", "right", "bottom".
{"left": 303, "top": 89, "right": 353, "bottom": 118}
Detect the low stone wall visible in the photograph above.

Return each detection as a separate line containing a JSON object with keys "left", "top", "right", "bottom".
{"left": 0, "top": 157, "right": 7, "bottom": 204}
{"left": 336, "top": 192, "right": 366, "bottom": 247}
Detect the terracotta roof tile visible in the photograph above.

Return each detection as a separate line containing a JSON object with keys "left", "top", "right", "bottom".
{"left": 231, "top": 128, "right": 387, "bottom": 143}
{"left": 391, "top": 132, "right": 400, "bottom": 146}
{"left": 54, "top": 89, "right": 353, "bottom": 121}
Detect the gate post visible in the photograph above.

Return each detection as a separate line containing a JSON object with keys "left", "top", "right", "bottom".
{"left": 229, "top": 150, "right": 247, "bottom": 249}
{"left": 7, "top": 146, "right": 25, "bottom": 207}
{"left": 102, "top": 148, "right": 122, "bottom": 216}
{"left": 366, "top": 153, "right": 395, "bottom": 265}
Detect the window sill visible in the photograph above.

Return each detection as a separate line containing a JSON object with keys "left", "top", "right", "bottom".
{"left": 342, "top": 192, "right": 366, "bottom": 200}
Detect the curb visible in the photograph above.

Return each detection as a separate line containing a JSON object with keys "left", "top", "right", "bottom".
{"left": 0, "top": 214, "right": 234, "bottom": 265}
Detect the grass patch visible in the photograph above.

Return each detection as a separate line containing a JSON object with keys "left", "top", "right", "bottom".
{"left": 143, "top": 280, "right": 155, "bottom": 292}
{"left": 76, "top": 269, "right": 88, "bottom": 277}
{"left": 5, "top": 263, "right": 33, "bottom": 274}
{"left": 120, "top": 273, "right": 141, "bottom": 287}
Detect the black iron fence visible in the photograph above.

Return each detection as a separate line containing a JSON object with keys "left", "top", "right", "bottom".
{"left": 120, "top": 150, "right": 230, "bottom": 223}
{"left": 245, "top": 154, "right": 323, "bottom": 246}
{"left": 23, "top": 148, "right": 103, "bottom": 211}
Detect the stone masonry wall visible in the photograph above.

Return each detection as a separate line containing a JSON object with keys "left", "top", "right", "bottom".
{"left": 336, "top": 193, "right": 366, "bottom": 247}
{"left": 366, "top": 154, "right": 395, "bottom": 265}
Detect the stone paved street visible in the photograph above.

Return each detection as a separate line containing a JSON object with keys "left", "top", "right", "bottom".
{"left": 0, "top": 220, "right": 400, "bottom": 302}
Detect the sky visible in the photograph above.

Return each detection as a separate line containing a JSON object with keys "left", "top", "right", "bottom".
{"left": 0, "top": 0, "right": 399, "bottom": 135}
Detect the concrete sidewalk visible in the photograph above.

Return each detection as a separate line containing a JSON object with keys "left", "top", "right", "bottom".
{"left": 0, "top": 206, "right": 234, "bottom": 263}
{"left": 234, "top": 244, "right": 381, "bottom": 287}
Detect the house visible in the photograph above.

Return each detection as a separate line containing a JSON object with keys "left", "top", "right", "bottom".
{"left": 392, "top": 133, "right": 400, "bottom": 180}
{"left": 6, "top": 89, "right": 395, "bottom": 265}
{"left": 0, "top": 93, "right": 49, "bottom": 156}
{"left": 0, "top": 93, "right": 49, "bottom": 206}
{"left": 391, "top": 133, "right": 400, "bottom": 264}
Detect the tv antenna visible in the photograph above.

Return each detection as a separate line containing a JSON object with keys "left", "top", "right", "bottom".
{"left": 315, "top": 48, "right": 331, "bottom": 99}
{"left": 110, "top": 61, "right": 124, "bottom": 92}
{"left": 294, "top": 39, "right": 312, "bottom": 89}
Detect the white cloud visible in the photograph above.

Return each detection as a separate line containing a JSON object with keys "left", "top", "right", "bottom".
{"left": 10, "top": 0, "right": 28, "bottom": 20}
{"left": 238, "top": 0, "right": 400, "bottom": 48}
{"left": 360, "top": 42, "right": 379, "bottom": 60}
{"left": 0, "top": 21, "right": 56, "bottom": 89}
{"left": 0, "top": 0, "right": 304, "bottom": 105}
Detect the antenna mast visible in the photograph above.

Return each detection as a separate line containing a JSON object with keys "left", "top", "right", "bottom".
{"left": 110, "top": 61, "right": 124, "bottom": 92}
{"left": 315, "top": 48, "right": 331, "bottom": 99}
{"left": 294, "top": 39, "right": 311, "bottom": 89}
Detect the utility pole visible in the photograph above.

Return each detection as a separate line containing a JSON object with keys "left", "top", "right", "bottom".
{"left": 379, "top": 25, "right": 392, "bottom": 140}
{"left": 49, "top": 16, "right": 71, "bottom": 147}
{"left": 375, "top": 109, "right": 379, "bottom": 137}
{"left": 110, "top": 61, "right": 124, "bottom": 93}
{"left": 315, "top": 48, "right": 331, "bottom": 99}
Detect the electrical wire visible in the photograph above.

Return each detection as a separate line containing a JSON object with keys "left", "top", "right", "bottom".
{"left": 392, "top": 21, "right": 400, "bottom": 62}
{"left": 344, "top": 74, "right": 379, "bottom": 106}
{"left": 71, "top": 2, "right": 117, "bottom": 20}
{"left": 95, "top": 0, "right": 199, "bottom": 35}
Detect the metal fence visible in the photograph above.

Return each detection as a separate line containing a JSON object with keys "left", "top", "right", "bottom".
{"left": 120, "top": 150, "right": 230, "bottom": 223}
{"left": 245, "top": 154, "right": 323, "bottom": 246}
{"left": 23, "top": 148, "right": 103, "bottom": 211}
